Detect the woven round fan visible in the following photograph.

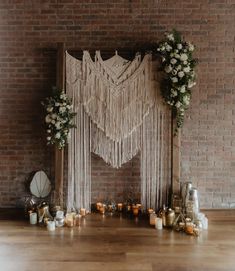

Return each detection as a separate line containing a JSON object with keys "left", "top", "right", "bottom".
{"left": 30, "top": 171, "right": 51, "bottom": 198}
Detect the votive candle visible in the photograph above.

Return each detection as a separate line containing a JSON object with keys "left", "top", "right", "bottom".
{"left": 47, "top": 221, "right": 56, "bottom": 231}
{"left": 132, "top": 205, "right": 139, "bottom": 216}
{"left": 117, "top": 203, "right": 123, "bottom": 212}
{"left": 29, "top": 212, "right": 37, "bottom": 225}
{"left": 155, "top": 217, "right": 163, "bottom": 230}
{"left": 80, "top": 208, "right": 86, "bottom": 217}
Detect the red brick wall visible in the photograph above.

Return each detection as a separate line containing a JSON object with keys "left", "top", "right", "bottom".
{"left": 0, "top": 0, "right": 234, "bottom": 208}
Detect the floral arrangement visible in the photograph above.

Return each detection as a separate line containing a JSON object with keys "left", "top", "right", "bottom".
{"left": 42, "top": 87, "right": 76, "bottom": 149}
{"left": 157, "top": 29, "right": 197, "bottom": 132}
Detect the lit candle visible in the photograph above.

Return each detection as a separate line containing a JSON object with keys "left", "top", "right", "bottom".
{"left": 132, "top": 205, "right": 139, "bottom": 216}
{"left": 74, "top": 214, "right": 82, "bottom": 226}
{"left": 65, "top": 214, "right": 74, "bottom": 227}
{"left": 147, "top": 208, "right": 154, "bottom": 215}
{"left": 80, "top": 208, "right": 86, "bottom": 217}
{"left": 150, "top": 212, "right": 157, "bottom": 226}
{"left": 96, "top": 202, "right": 102, "bottom": 211}
{"left": 99, "top": 204, "right": 106, "bottom": 214}
{"left": 29, "top": 212, "right": 37, "bottom": 225}
{"left": 47, "top": 221, "right": 56, "bottom": 231}
{"left": 155, "top": 217, "right": 163, "bottom": 230}
{"left": 117, "top": 203, "right": 123, "bottom": 212}
{"left": 174, "top": 206, "right": 181, "bottom": 213}
{"left": 185, "top": 222, "right": 194, "bottom": 235}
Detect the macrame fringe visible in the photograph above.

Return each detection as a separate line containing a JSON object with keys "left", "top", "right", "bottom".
{"left": 66, "top": 51, "right": 171, "bottom": 212}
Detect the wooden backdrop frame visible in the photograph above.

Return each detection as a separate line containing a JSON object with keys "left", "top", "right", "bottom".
{"left": 55, "top": 42, "right": 181, "bottom": 207}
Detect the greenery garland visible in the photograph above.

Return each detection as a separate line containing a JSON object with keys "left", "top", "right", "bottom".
{"left": 42, "top": 87, "right": 76, "bottom": 149}
{"left": 157, "top": 29, "right": 197, "bottom": 133}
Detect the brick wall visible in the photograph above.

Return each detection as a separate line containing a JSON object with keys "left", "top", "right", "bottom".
{"left": 0, "top": 0, "right": 234, "bottom": 208}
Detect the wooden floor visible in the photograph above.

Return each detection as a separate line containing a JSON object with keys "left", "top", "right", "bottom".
{"left": 0, "top": 210, "right": 235, "bottom": 271}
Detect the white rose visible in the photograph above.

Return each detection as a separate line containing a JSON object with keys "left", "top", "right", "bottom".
{"left": 175, "top": 49, "right": 179, "bottom": 53}
{"left": 188, "top": 81, "right": 196, "bottom": 88}
{"left": 51, "top": 120, "right": 55, "bottom": 124}
{"left": 47, "top": 136, "right": 51, "bottom": 141}
{"left": 55, "top": 132, "right": 61, "bottom": 139}
{"left": 183, "top": 66, "right": 190, "bottom": 73}
{"left": 47, "top": 107, "right": 53, "bottom": 113}
{"left": 188, "top": 43, "right": 194, "bottom": 51}
{"left": 59, "top": 107, "right": 66, "bottom": 113}
{"left": 164, "top": 65, "right": 172, "bottom": 73}
{"left": 180, "top": 86, "right": 186, "bottom": 93}
{"left": 183, "top": 95, "right": 190, "bottom": 105}
{"left": 171, "top": 77, "right": 178, "bottom": 83}
{"left": 177, "top": 44, "right": 183, "bottom": 50}
{"left": 180, "top": 54, "right": 188, "bottom": 61}
{"left": 166, "top": 45, "right": 172, "bottom": 51}
{"left": 171, "top": 90, "right": 177, "bottom": 97}
{"left": 183, "top": 61, "right": 188, "bottom": 65}
{"left": 45, "top": 115, "right": 51, "bottom": 123}
{"left": 174, "top": 54, "right": 180, "bottom": 59}
{"left": 170, "top": 58, "right": 177, "bottom": 65}
{"left": 47, "top": 129, "right": 51, "bottom": 133}
{"left": 167, "top": 33, "right": 174, "bottom": 41}
{"left": 178, "top": 71, "right": 185, "bottom": 78}
{"left": 176, "top": 65, "right": 182, "bottom": 71}
{"left": 51, "top": 114, "right": 57, "bottom": 119}
{"left": 175, "top": 101, "right": 181, "bottom": 108}
{"left": 172, "top": 69, "right": 177, "bottom": 75}
{"left": 55, "top": 122, "right": 61, "bottom": 129}
{"left": 162, "top": 57, "right": 166, "bottom": 62}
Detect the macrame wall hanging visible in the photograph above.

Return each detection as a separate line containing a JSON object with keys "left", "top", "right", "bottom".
{"left": 66, "top": 50, "right": 171, "bottom": 212}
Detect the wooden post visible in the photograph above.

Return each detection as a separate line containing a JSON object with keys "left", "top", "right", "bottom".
{"left": 55, "top": 43, "right": 65, "bottom": 207}
{"left": 171, "top": 111, "right": 181, "bottom": 200}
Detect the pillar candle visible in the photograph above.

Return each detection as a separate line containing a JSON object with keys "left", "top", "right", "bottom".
{"left": 155, "top": 217, "right": 163, "bottom": 230}
{"left": 66, "top": 214, "right": 74, "bottom": 227}
{"left": 29, "top": 212, "right": 37, "bottom": 225}
{"left": 75, "top": 214, "right": 82, "bottom": 226}
{"left": 47, "top": 221, "right": 56, "bottom": 231}
{"left": 80, "top": 208, "right": 86, "bottom": 217}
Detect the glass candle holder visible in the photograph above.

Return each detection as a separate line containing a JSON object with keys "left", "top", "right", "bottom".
{"left": 117, "top": 203, "right": 123, "bottom": 212}
{"left": 132, "top": 205, "right": 139, "bottom": 216}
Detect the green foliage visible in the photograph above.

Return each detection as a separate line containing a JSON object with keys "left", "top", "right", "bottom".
{"left": 157, "top": 30, "right": 197, "bottom": 133}
{"left": 41, "top": 87, "right": 76, "bottom": 149}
